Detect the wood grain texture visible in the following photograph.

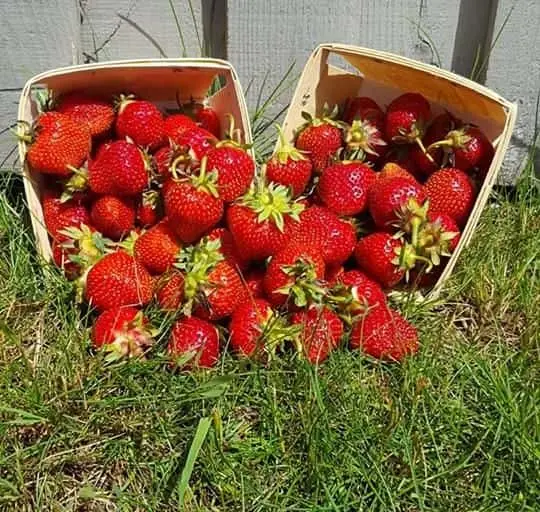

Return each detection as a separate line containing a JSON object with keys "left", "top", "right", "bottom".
{"left": 0, "top": 0, "right": 80, "bottom": 89}
{"left": 80, "top": 0, "right": 204, "bottom": 62}
{"left": 226, "top": 0, "right": 462, "bottom": 114}
{"left": 485, "top": 0, "right": 540, "bottom": 183}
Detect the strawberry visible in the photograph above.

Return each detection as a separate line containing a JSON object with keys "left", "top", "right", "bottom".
{"left": 378, "top": 162, "right": 418, "bottom": 183}
{"left": 385, "top": 92, "right": 431, "bottom": 148}
{"left": 25, "top": 112, "right": 91, "bottom": 177}
{"left": 42, "top": 189, "right": 90, "bottom": 237}
{"left": 182, "top": 102, "right": 221, "bottom": 138}
{"left": 153, "top": 145, "right": 175, "bottom": 178}
{"left": 243, "top": 268, "right": 266, "bottom": 299}
{"left": 136, "top": 190, "right": 161, "bottom": 227}
{"left": 85, "top": 251, "right": 153, "bottom": 311}
{"left": 115, "top": 95, "right": 165, "bottom": 150}
{"left": 266, "top": 125, "right": 312, "bottom": 197}
{"left": 163, "top": 158, "right": 224, "bottom": 243}
{"left": 205, "top": 144, "right": 255, "bottom": 201}
{"left": 263, "top": 242, "right": 326, "bottom": 308}
{"left": 88, "top": 140, "right": 149, "bottom": 196}
{"left": 350, "top": 306, "right": 418, "bottom": 361}
{"left": 177, "top": 237, "right": 245, "bottom": 321}
{"left": 155, "top": 271, "right": 185, "bottom": 310}
{"left": 343, "top": 97, "right": 384, "bottom": 125}
{"left": 168, "top": 317, "right": 219, "bottom": 369}
{"left": 317, "top": 161, "right": 376, "bottom": 215}
{"left": 134, "top": 220, "right": 181, "bottom": 274}
{"left": 382, "top": 146, "right": 422, "bottom": 179}
{"left": 92, "top": 307, "right": 154, "bottom": 359}
{"left": 416, "top": 211, "right": 460, "bottom": 266}
{"left": 163, "top": 114, "right": 197, "bottom": 145}
{"left": 295, "top": 108, "right": 344, "bottom": 172}
{"left": 326, "top": 265, "right": 345, "bottom": 286}
{"left": 291, "top": 306, "right": 344, "bottom": 364}
{"left": 424, "top": 168, "right": 476, "bottom": 227}
{"left": 368, "top": 176, "right": 426, "bottom": 230}
{"left": 291, "top": 206, "right": 356, "bottom": 266}
{"left": 207, "top": 228, "right": 249, "bottom": 271}
{"left": 57, "top": 92, "right": 115, "bottom": 138}
{"left": 354, "top": 233, "right": 407, "bottom": 288}
{"left": 227, "top": 181, "right": 304, "bottom": 261}
{"left": 90, "top": 195, "right": 135, "bottom": 240}
{"left": 176, "top": 126, "right": 218, "bottom": 162}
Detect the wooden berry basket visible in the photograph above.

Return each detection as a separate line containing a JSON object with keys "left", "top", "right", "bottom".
{"left": 279, "top": 43, "right": 518, "bottom": 298}
{"left": 17, "top": 58, "right": 253, "bottom": 262}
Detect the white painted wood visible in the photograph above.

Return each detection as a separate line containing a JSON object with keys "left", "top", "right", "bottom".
{"left": 0, "top": 92, "right": 20, "bottom": 170}
{"left": 80, "top": 0, "right": 204, "bottom": 62}
{"left": 485, "top": 0, "right": 540, "bottom": 184}
{"left": 226, "top": 0, "right": 462, "bottom": 114}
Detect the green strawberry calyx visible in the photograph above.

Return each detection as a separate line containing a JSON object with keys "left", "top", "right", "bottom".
{"left": 61, "top": 164, "right": 89, "bottom": 202}
{"left": 393, "top": 242, "right": 434, "bottom": 282}
{"left": 297, "top": 103, "right": 347, "bottom": 133}
{"left": 113, "top": 93, "right": 137, "bottom": 114}
{"left": 190, "top": 157, "right": 219, "bottom": 198}
{"left": 217, "top": 114, "right": 252, "bottom": 150}
{"left": 345, "top": 119, "right": 387, "bottom": 159}
{"left": 276, "top": 258, "right": 326, "bottom": 308}
{"left": 416, "top": 219, "right": 459, "bottom": 266}
{"left": 393, "top": 198, "right": 430, "bottom": 247}
{"left": 272, "top": 124, "right": 308, "bottom": 165}
{"left": 251, "top": 307, "right": 301, "bottom": 359}
{"left": 427, "top": 127, "right": 472, "bottom": 153}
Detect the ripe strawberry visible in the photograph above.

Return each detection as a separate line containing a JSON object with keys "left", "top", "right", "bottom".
{"left": 134, "top": 220, "right": 181, "bottom": 274}
{"left": 207, "top": 228, "right": 249, "bottom": 271}
{"left": 176, "top": 126, "right": 218, "bottom": 162}
{"left": 163, "top": 159, "right": 224, "bottom": 243}
{"left": 115, "top": 95, "right": 164, "bottom": 150}
{"left": 326, "top": 265, "right": 345, "bottom": 286}
{"left": 416, "top": 211, "right": 460, "bottom": 266}
{"left": 155, "top": 271, "right": 185, "bottom": 310}
{"left": 177, "top": 237, "right": 245, "bottom": 321}
{"left": 318, "top": 161, "right": 376, "bottom": 215}
{"left": 42, "top": 189, "right": 90, "bottom": 237}
{"left": 424, "top": 168, "right": 476, "bottom": 227}
{"left": 291, "top": 206, "right": 356, "bottom": 266}
{"left": 91, "top": 195, "right": 135, "bottom": 240}
{"left": 205, "top": 144, "right": 255, "bottom": 201}
{"left": 57, "top": 92, "right": 115, "bottom": 138}
{"left": 243, "top": 268, "right": 266, "bottom": 299}
{"left": 378, "top": 162, "right": 418, "bottom": 183}
{"left": 409, "top": 264, "right": 443, "bottom": 289}
{"left": 85, "top": 251, "right": 153, "bottom": 311}
{"left": 385, "top": 92, "right": 431, "bottom": 146}
{"left": 168, "top": 317, "right": 219, "bottom": 369}
{"left": 183, "top": 102, "right": 221, "bottom": 138}
{"left": 368, "top": 176, "right": 426, "bottom": 230}
{"left": 266, "top": 125, "right": 312, "bottom": 197}
{"left": 88, "top": 140, "right": 149, "bottom": 196}
{"left": 382, "top": 146, "right": 422, "bottom": 179}
{"left": 343, "top": 97, "right": 383, "bottom": 125}
{"left": 25, "top": 112, "right": 91, "bottom": 177}
{"left": 295, "top": 109, "right": 344, "bottom": 172}
{"left": 263, "top": 242, "right": 326, "bottom": 308}
{"left": 92, "top": 307, "right": 154, "bottom": 359}
{"left": 291, "top": 306, "right": 344, "bottom": 364}
{"left": 163, "top": 114, "right": 197, "bottom": 145}
{"left": 153, "top": 145, "right": 175, "bottom": 178}
{"left": 227, "top": 182, "right": 304, "bottom": 261}
{"left": 354, "top": 233, "right": 406, "bottom": 288}
{"left": 350, "top": 306, "right": 419, "bottom": 361}
{"left": 136, "top": 190, "right": 161, "bottom": 227}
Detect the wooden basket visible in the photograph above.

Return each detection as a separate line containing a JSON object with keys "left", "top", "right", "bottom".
{"left": 279, "top": 43, "right": 518, "bottom": 298}
{"left": 17, "top": 58, "right": 252, "bottom": 262}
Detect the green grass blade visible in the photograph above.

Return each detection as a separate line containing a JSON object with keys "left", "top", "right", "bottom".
{"left": 167, "top": 0, "right": 187, "bottom": 57}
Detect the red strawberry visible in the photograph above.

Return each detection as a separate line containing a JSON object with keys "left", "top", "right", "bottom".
{"left": 134, "top": 220, "right": 181, "bottom": 275}
{"left": 163, "top": 159, "right": 224, "bottom": 243}
{"left": 318, "top": 161, "right": 376, "bottom": 215}
{"left": 176, "top": 126, "right": 218, "bottom": 162}
{"left": 243, "top": 268, "right": 266, "bottom": 299}
{"left": 155, "top": 271, "right": 185, "bottom": 310}
{"left": 263, "top": 242, "right": 326, "bottom": 308}
{"left": 350, "top": 306, "right": 419, "bottom": 361}
{"left": 354, "top": 233, "right": 406, "bottom": 288}
{"left": 205, "top": 144, "right": 255, "bottom": 201}
{"left": 88, "top": 140, "right": 149, "bottom": 196}
{"left": 291, "top": 306, "right": 344, "bottom": 364}
{"left": 178, "top": 237, "right": 245, "bottom": 321}
{"left": 25, "top": 112, "right": 91, "bottom": 177}
{"left": 416, "top": 211, "right": 460, "bottom": 266}
{"left": 90, "top": 196, "right": 135, "bottom": 240}
{"left": 57, "top": 92, "right": 115, "bottom": 138}
{"left": 424, "top": 168, "right": 476, "bottom": 227}
{"left": 326, "top": 265, "right": 345, "bottom": 286}
{"left": 42, "top": 190, "right": 90, "bottom": 237}
{"left": 385, "top": 92, "right": 431, "bottom": 146}
{"left": 227, "top": 182, "right": 304, "bottom": 261}
{"left": 85, "top": 251, "right": 153, "bottom": 311}
{"left": 168, "top": 317, "right": 219, "bottom": 369}
{"left": 184, "top": 102, "right": 221, "bottom": 138}
{"left": 92, "top": 307, "right": 154, "bottom": 359}
{"left": 163, "top": 114, "right": 197, "bottom": 145}
{"left": 382, "top": 146, "right": 422, "bottom": 179}
{"left": 207, "top": 228, "right": 249, "bottom": 271}
{"left": 266, "top": 125, "right": 312, "bottom": 197}
{"left": 378, "top": 162, "right": 418, "bottom": 183}
{"left": 153, "top": 145, "right": 175, "bottom": 178}
{"left": 343, "top": 97, "right": 383, "bottom": 125}
{"left": 115, "top": 95, "right": 164, "bottom": 150}
{"left": 291, "top": 206, "right": 356, "bottom": 266}
{"left": 229, "top": 299, "right": 275, "bottom": 357}
{"left": 368, "top": 176, "right": 426, "bottom": 230}
{"left": 295, "top": 109, "right": 344, "bottom": 172}
{"left": 136, "top": 190, "right": 161, "bottom": 227}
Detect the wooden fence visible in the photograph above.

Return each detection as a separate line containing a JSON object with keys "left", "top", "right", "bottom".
{"left": 1, "top": 0, "right": 538, "bottom": 184}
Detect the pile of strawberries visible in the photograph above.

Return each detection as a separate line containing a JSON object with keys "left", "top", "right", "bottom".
{"left": 21, "top": 88, "right": 493, "bottom": 367}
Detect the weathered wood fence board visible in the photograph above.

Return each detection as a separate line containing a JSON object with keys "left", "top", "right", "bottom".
{"left": 0, "top": 0, "right": 537, "bottom": 184}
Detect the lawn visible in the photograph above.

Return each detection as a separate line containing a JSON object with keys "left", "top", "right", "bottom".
{"left": 0, "top": 110, "right": 539, "bottom": 510}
